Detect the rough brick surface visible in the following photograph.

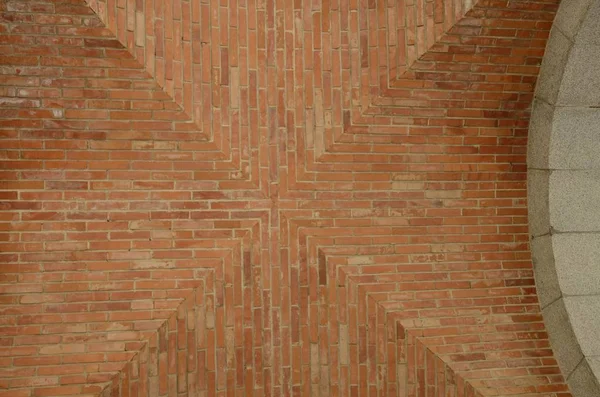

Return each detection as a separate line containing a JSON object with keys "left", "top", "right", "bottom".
{"left": 0, "top": 0, "right": 570, "bottom": 396}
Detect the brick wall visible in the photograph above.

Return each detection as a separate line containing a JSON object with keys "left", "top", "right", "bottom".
{"left": 0, "top": 0, "right": 571, "bottom": 396}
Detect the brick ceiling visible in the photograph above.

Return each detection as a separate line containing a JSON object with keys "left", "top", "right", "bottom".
{"left": 0, "top": 0, "right": 570, "bottom": 396}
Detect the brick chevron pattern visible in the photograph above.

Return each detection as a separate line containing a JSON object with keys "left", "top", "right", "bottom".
{"left": 0, "top": 0, "right": 569, "bottom": 396}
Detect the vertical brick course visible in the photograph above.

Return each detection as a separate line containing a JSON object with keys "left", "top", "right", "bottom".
{"left": 0, "top": 0, "right": 570, "bottom": 395}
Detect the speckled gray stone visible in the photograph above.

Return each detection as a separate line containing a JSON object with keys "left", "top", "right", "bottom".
{"left": 552, "top": 0, "right": 594, "bottom": 40}
{"left": 554, "top": 233, "right": 600, "bottom": 296}
{"left": 564, "top": 296, "right": 600, "bottom": 356}
{"left": 568, "top": 359, "right": 600, "bottom": 397}
{"left": 528, "top": 0, "right": 600, "bottom": 393}
{"left": 535, "top": 28, "right": 573, "bottom": 104}
{"left": 527, "top": 100, "right": 554, "bottom": 170}
{"left": 531, "top": 235, "right": 561, "bottom": 308}
{"left": 550, "top": 170, "right": 600, "bottom": 232}
{"left": 577, "top": 0, "right": 600, "bottom": 45}
{"left": 543, "top": 298, "right": 584, "bottom": 379}
{"left": 550, "top": 107, "right": 600, "bottom": 169}
{"left": 589, "top": 357, "right": 600, "bottom": 381}
{"left": 527, "top": 169, "right": 551, "bottom": 237}
{"left": 557, "top": 44, "right": 600, "bottom": 106}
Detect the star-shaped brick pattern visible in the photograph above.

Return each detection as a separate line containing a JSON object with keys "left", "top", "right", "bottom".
{"left": 0, "top": 0, "right": 570, "bottom": 396}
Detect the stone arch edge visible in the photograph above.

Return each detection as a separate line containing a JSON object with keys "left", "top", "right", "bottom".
{"left": 528, "top": 0, "right": 600, "bottom": 395}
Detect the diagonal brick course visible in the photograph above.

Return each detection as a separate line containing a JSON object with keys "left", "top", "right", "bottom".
{"left": 0, "top": 0, "right": 572, "bottom": 395}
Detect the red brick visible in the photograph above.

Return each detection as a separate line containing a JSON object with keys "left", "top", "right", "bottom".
{"left": 0, "top": 0, "right": 570, "bottom": 396}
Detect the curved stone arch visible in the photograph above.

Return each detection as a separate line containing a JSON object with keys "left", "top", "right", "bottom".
{"left": 529, "top": 0, "right": 600, "bottom": 395}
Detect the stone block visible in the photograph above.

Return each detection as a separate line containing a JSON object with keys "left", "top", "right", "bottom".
{"left": 531, "top": 235, "right": 561, "bottom": 308}
{"left": 528, "top": 169, "right": 551, "bottom": 237}
{"left": 553, "top": 233, "right": 600, "bottom": 295}
{"left": 577, "top": 0, "right": 600, "bottom": 45}
{"left": 543, "top": 298, "right": 585, "bottom": 379}
{"left": 552, "top": 0, "right": 594, "bottom": 40}
{"left": 568, "top": 358, "right": 600, "bottom": 397}
{"left": 589, "top": 356, "right": 600, "bottom": 381}
{"left": 535, "top": 28, "right": 572, "bottom": 104}
{"left": 550, "top": 170, "right": 600, "bottom": 232}
{"left": 527, "top": 100, "right": 555, "bottom": 170}
{"left": 564, "top": 295, "right": 600, "bottom": 356}
{"left": 550, "top": 107, "right": 600, "bottom": 169}
{"left": 557, "top": 44, "right": 600, "bottom": 106}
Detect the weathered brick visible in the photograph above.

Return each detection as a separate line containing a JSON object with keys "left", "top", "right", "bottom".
{"left": 0, "top": 0, "right": 570, "bottom": 396}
